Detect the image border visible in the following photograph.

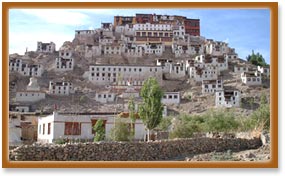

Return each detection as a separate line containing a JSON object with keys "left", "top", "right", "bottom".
{"left": 2, "top": 1, "right": 278, "bottom": 168}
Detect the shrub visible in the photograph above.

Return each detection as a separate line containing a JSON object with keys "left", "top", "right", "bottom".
{"left": 109, "top": 118, "right": 130, "bottom": 141}
{"left": 202, "top": 109, "right": 239, "bottom": 133}
{"left": 157, "top": 116, "right": 172, "bottom": 131}
{"left": 93, "top": 119, "right": 105, "bottom": 142}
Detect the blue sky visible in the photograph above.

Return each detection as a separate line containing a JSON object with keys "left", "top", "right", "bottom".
{"left": 9, "top": 9, "right": 270, "bottom": 63}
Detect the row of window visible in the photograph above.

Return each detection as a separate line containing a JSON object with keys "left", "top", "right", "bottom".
{"left": 18, "top": 93, "right": 42, "bottom": 97}
{"left": 39, "top": 123, "right": 51, "bottom": 135}
{"left": 247, "top": 77, "right": 261, "bottom": 82}
{"left": 136, "top": 32, "right": 172, "bottom": 37}
{"left": 163, "top": 94, "right": 179, "bottom": 99}
{"left": 91, "top": 67, "right": 159, "bottom": 72}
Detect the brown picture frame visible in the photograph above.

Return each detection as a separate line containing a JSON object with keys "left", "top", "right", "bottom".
{"left": 2, "top": 2, "right": 278, "bottom": 168}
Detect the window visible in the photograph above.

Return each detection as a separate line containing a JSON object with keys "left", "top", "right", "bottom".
{"left": 43, "top": 124, "right": 45, "bottom": 135}
{"left": 169, "top": 95, "right": 173, "bottom": 99}
{"left": 174, "top": 95, "right": 178, "bottom": 99}
{"left": 64, "top": 122, "right": 81, "bottom": 135}
{"left": 139, "top": 68, "right": 142, "bottom": 72}
{"left": 48, "top": 123, "right": 51, "bottom": 135}
{"left": 39, "top": 125, "right": 41, "bottom": 134}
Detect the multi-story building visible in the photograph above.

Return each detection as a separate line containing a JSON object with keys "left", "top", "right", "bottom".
{"left": 205, "top": 40, "right": 232, "bottom": 56}
{"left": 37, "top": 41, "right": 56, "bottom": 53}
{"left": 241, "top": 72, "right": 262, "bottom": 86}
{"left": 88, "top": 65, "right": 162, "bottom": 86}
{"left": 257, "top": 65, "right": 270, "bottom": 77}
{"left": 9, "top": 58, "right": 44, "bottom": 77}
{"left": 157, "top": 59, "right": 187, "bottom": 79}
{"left": 202, "top": 79, "right": 223, "bottom": 94}
{"left": 55, "top": 57, "right": 74, "bottom": 71}
{"left": 48, "top": 81, "right": 74, "bottom": 95}
{"left": 56, "top": 42, "right": 75, "bottom": 71}
{"left": 15, "top": 77, "right": 46, "bottom": 102}
{"left": 215, "top": 88, "right": 241, "bottom": 108}
{"left": 134, "top": 23, "right": 173, "bottom": 46}
{"left": 184, "top": 18, "right": 200, "bottom": 36}
{"left": 234, "top": 65, "right": 249, "bottom": 74}
{"left": 114, "top": 16, "right": 136, "bottom": 27}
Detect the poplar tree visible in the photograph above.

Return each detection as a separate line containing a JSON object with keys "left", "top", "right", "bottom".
{"left": 139, "top": 77, "right": 164, "bottom": 141}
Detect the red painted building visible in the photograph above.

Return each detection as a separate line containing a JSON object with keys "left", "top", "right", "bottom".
{"left": 135, "top": 14, "right": 153, "bottom": 24}
{"left": 184, "top": 19, "right": 200, "bottom": 36}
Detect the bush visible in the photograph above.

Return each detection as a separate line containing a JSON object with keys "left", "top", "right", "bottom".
{"left": 109, "top": 118, "right": 131, "bottom": 141}
{"left": 93, "top": 119, "right": 105, "bottom": 142}
{"left": 169, "top": 109, "right": 240, "bottom": 139}
{"left": 169, "top": 114, "right": 204, "bottom": 139}
{"left": 202, "top": 109, "right": 239, "bottom": 133}
{"left": 156, "top": 116, "right": 172, "bottom": 131}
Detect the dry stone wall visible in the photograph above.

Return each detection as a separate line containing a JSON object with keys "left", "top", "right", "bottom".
{"left": 10, "top": 137, "right": 262, "bottom": 161}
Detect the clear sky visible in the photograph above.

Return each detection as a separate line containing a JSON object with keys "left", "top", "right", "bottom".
{"left": 9, "top": 8, "right": 270, "bottom": 63}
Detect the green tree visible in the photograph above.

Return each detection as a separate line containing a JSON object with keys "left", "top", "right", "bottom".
{"left": 109, "top": 118, "right": 130, "bottom": 141}
{"left": 93, "top": 119, "right": 105, "bottom": 142}
{"left": 246, "top": 50, "right": 268, "bottom": 66}
{"left": 128, "top": 95, "right": 136, "bottom": 140}
{"left": 139, "top": 77, "right": 164, "bottom": 141}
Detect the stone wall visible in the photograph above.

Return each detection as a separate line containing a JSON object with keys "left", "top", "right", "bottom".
{"left": 9, "top": 137, "right": 262, "bottom": 161}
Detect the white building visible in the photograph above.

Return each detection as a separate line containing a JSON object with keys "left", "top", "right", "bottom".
{"left": 15, "top": 77, "right": 46, "bottom": 102}
{"left": 144, "top": 43, "right": 165, "bottom": 56}
{"left": 257, "top": 65, "right": 270, "bottom": 77}
{"left": 88, "top": 65, "right": 162, "bottom": 86}
{"left": 215, "top": 89, "right": 241, "bottom": 108}
{"left": 241, "top": 72, "right": 262, "bottom": 86}
{"left": 9, "top": 58, "right": 44, "bottom": 77}
{"left": 162, "top": 92, "right": 181, "bottom": 105}
{"left": 37, "top": 112, "right": 147, "bottom": 143}
{"left": 49, "top": 81, "right": 74, "bottom": 95}
{"left": 55, "top": 57, "right": 74, "bottom": 71}
{"left": 202, "top": 79, "right": 223, "bottom": 94}
{"left": 37, "top": 41, "right": 56, "bottom": 53}
{"left": 189, "top": 44, "right": 204, "bottom": 55}
{"left": 195, "top": 54, "right": 228, "bottom": 72}
{"left": 189, "top": 66, "right": 218, "bottom": 82}
{"left": 134, "top": 23, "right": 172, "bottom": 31}
{"left": 205, "top": 40, "right": 230, "bottom": 56}
{"left": 234, "top": 65, "right": 249, "bottom": 74}
{"left": 123, "top": 43, "right": 143, "bottom": 57}
{"left": 102, "top": 44, "right": 122, "bottom": 55}
{"left": 95, "top": 91, "right": 116, "bottom": 103}
{"left": 173, "top": 25, "right": 185, "bottom": 39}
